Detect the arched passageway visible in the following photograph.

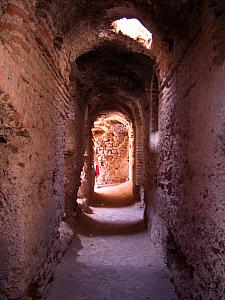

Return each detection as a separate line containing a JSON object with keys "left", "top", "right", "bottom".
{"left": 92, "top": 113, "right": 131, "bottom": 188}
{"left": 0, "top": 1, "right": 224, "bottom": 300}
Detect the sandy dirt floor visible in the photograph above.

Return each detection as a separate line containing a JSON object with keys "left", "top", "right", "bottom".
{"left": 47, "top": 182, "right": 177, "bottom": 300}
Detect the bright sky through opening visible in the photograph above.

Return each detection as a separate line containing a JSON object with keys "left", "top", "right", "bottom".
{"left": 112, "top": 18, "right": 152, "bottom": 49}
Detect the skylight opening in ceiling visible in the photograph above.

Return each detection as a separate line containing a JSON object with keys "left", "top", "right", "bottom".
{"left": 112, "top": 18, "right": 152, "bottom": 49}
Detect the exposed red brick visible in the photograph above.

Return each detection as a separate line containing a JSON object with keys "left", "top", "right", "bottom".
{"left": 38, "top": 25, "right": 52, "bottom": 43}
{"left": 9, "top": 35, "right": 31, "bottom": 54}
{"left": 0, "top": 71, "right": 3, "bottom": 90}
{"left": 6, "top": 4, "right": 29, "bottom": 23}
{"left": 0, "top": 2, "right": 224, "bottom": 300}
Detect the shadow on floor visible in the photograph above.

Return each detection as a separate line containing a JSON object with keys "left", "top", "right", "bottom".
{"left": 46, "top": 184, "right": 177, "bottom": 300}
{"left": 75, "top": 213, "right": 147, "bottom": 237}
{"left": 91, "top": 192, "right": 136, "bottom": 207}
{"left": 48, "top": 260, "right": 176, "bottom": 300}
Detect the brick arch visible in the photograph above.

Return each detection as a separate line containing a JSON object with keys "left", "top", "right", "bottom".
{"left": 0, "top": 1, "right": 224, "bottom": 299}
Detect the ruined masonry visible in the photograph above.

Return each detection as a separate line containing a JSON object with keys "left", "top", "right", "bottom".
{"left": 0, "top": 1, "right": 224, "bottom": 300}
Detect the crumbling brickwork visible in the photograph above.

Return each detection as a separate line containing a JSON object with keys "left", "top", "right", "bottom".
{"left": 0, "top": 1, "right": 224, "bottom": 299}
{"left": 148, "top": 4, "right": 225, "bottom": 299}
{"left": 93, "top": 117, "right": 129, "bottom": 185}
{"left": 0, "top": 1, "right": 71, "bottom": 298}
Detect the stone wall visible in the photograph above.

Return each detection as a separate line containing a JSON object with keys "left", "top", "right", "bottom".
{"left": 0, "top": 1, "right": 72, "bottom": 298}
{"left": 0, "top": 1, "right": 224, "bottom": 299}
{"left": 64, "top": 82, "right": 86, "bottom": 218}
{"left": 148, "top": 4, "right": 225, "bottom": 299}
{"left": 93, "top": 118, "right": 129, "bottom": 185}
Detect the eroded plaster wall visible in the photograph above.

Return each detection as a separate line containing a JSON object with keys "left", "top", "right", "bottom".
{"left": 93, "top": 119, "right": 129, "bottom": 185}
{"left": 0, "top": 2, "right": 72, "bottom": 298}
{"left": 0, "top": 1, "right": 224, "bottom": 300}
{"left": 148, "top": 5, "right": 225, "bottom": 299}
{"left": 64, "top": 83, "right": 86, "bottom": 218}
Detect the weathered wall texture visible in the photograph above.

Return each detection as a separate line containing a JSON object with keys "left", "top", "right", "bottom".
{"left": 148, "top": 5, "right": 225, "bottom": 299}
{"left": 64, "top": 83, "right": 86, "bottom": 218}
{"left": 93, "top": 119, "right": 129, "bottom": 185}
{"left": 0, "top": 2, "right": 72, "bottom": 298}
{"left": 0, "top": 1, "right": 224, "bottom": 300}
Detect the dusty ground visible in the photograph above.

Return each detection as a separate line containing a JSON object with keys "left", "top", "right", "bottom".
{"left": 47, "top": 183, "right": 177, "bottom": 300}
{"left": 92, "top": 181, "right": 136, "bottom": 207}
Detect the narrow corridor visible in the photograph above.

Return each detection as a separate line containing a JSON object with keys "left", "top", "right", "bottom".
{"left": 47, "top": 184, "right": 177, "bottom": 300}
{"left": 1, "top": 2, "right": 224, "bottom": 299}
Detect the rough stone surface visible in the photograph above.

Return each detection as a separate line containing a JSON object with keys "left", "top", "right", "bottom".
{"left": 29, "top": 221, "right": 73, "bottom": 299}
{"left": 93, "top": 116, "right": 129, "bottom": 185}
{"left": 148, "top": 6, "right": 225, "bottom": 299}
{"left": 0, "top": 1, "right": 224, "bottom": 299}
